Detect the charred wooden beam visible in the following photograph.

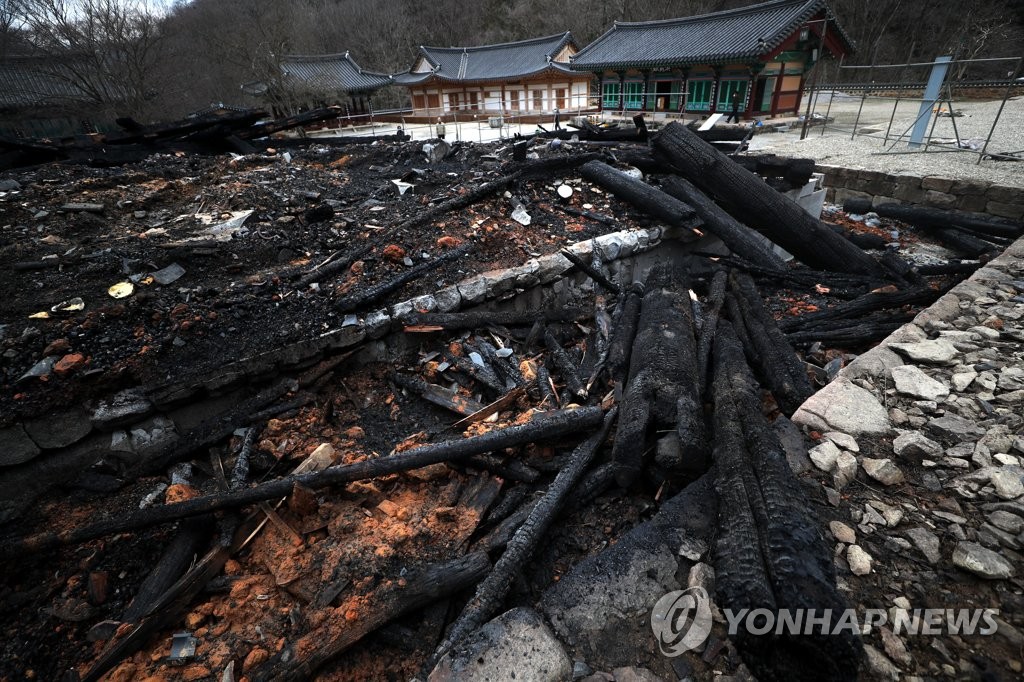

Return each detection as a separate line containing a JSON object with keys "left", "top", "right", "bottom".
{"left": 579, "top": 160, "right": 702, "bottom": 232}
{"left": 429, "top": 409, "right": 617, "bottom": 672}
{"left": 336, "top": 242, "right": 473, "bottom": 313}
{"left": 613, "top": 265, "right": 708, "bottom": 487}
{"left": 653, "top": 122, "right": 885, "bottom": 277}
{"left": 4, "top": 406, "right": 605, "bottom": 557}
{"left": 781, "top": 284, "right": 951, "bottom": 333}
{"left": 294, "top": 243, "right": 374, "bottom": 288}
{"left": 559, "top": 248, "right": 622, "bottom": 294}
{"left": 256, "top": 552, "right": 491, "bottom": 682}
{"left": 543, "top": 328, "right": 588, "bottom": 401}
{"left": 696, "top": 270, "right": 728, "bottom": 395}
{"left": 843, "top": 197, "right": 1022, "bottom": 239}
{"left": 710, "top": 320, "right": 861, "bottom": 682}
{"left": 392, "top": 373, "right": 485, "bottom": 416}
{"left": 403, "top": 307, "right": 591, "bottom": 331}
{"left": 394, "top": 153, "right": 601, "bottom": 233}
{"left": 442, "top": 349, "right": 506, "bottom": 395}
{"left": 728, "top": 271, "right": 814, "bottom": 415}
{"left": 660, "top": 176, "right": 788, "bottom": 270}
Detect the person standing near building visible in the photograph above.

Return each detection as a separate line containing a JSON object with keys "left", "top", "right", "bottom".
{"left": 553, "top": 108, "right": 562, "bottom": 130}
{"left": 436, "top": 117, "right": 446, "bottom": 139}
{"left": 726, "top": 91, "right": 741, "bottom": 123}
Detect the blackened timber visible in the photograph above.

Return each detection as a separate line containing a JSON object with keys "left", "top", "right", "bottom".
{"left": 295, "top": 243, "right": 374, "bottom": 287}
{"left": 729, "top": 271, "right": 814, "bottom": 415}
{"left": 258, "top": 553, "right": 491, "bottom": 682}
{"left": 653, "top": 122, "right": 885, "bottom": 277}
{"left": 696, "top": 270, "right": 728, "bottom": 395}
{"left": 711, "top": 321, "right": 861, "bottom": 681}
{"left": 579, "top": 160, "right": 701, "bottom": 233}
{"left": 922, "top": 226, "right": 1001, "bottom": 259}
{"left": 559, "top": 248, "right": 622, "bottom": 294}
{"left": 843, "top": 198, "right": 1023, "bottom": 239}
{"left": 429, "top": 410, "right": 617, "bottom": 672}
{"left": 661, "top": 176, "right": 788, "bottom": 270}
{"left": 403, "top": 308, "right": 591, "bottom": 330}
{"left": 543, "top": 329, "right": 588, "bottom": 401}
{"left": 395, "top": 153, "right": 601, "bottom": 233}
{"left": 336, "top": 242, "right": 472, "bottom": 313}
{"left": 3, "top": 406, "right": 605, "bottom": 558}
{"left": 787, "top": 319, "right": 910, "bottom": 346}
{"left": 392, "top": 373, "right": 485, "bottom": 416}
{"left": 441, "top": 350, "right": 506, "bottom": 395}
{"left": 780, "top": 285, "right": 950, "bottom": 333}
{"left": 237, "top": 106, "right": 341, "bottom": 140}
{"left": 612, "top": 266, "right": 708, "bottom": 487}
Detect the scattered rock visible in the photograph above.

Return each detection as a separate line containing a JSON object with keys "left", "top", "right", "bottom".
{"left": 829, "top": 521, "right": 856, "bottom": 544}
{"left": 890, "top": 365, "right": 950, "bottom": 401}
{"left": 24, "top": 408, "right": 93, "bottom": 450}
{"left": 792, "top": 378, "right": 891, "bottom": 436}
{"left": 990, "top": 468, "right": 1024, "bottom": 500}
{"left": 0, "top": 424, "right": 41, "bottom": 467}
{"left": 890, "top": 339, "right": 960, "bottom": 364}
{"left": 809, "top": 440, "right": 841, "bottom": 472}
{"left": 904, "top": 527, "right": 941, "bottom": 564}
{"left": 833, "top": 452, "right": 859, "bottom": 490}
{"left": 823, "top": 431, "right": 859, "bottom": 452}
{"left": 952, "top": 541, "right": 1016, "bottom": 579}
{"left": 92, "top": 389, "right": 154, "bottom": 430}
{"left": 847, "top": 544, "right": 873, "bottom": 575}
{"left": 926, "top": 415, "right": 985, "bottom": 442}
{"left": 987, "top": 510, "right": 1024, "bottom": 534}
{"left": 862, "top": 458, "right": 905, "bottom": 486}
{"left": 863, "top": 644, "right": 900, "bottom": 680}
{"left": 428, "top": 607, "right": 572, "bottom": 682}
{"left": 893, "top": 431, "right": 942, "bottom": 460}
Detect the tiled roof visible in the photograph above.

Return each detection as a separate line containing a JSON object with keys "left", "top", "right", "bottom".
{"left": 0, "top": 57, "right": 93, "bottom": 109}
{"left": 279, "top": 52, "right": 392, "bottom": 92}
{"left": 570, "top": 0, "right": 853, "bottom": 70}
{"left": 394, "top": 32, "right": 578, "bottom": 85}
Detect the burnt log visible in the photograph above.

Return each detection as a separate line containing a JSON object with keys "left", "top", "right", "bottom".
{"left": 731, "top": 154, "right": 816, "bottom": 188}
{"left": 661, "top": 176, "right": 788, "bottom": 270}
{"left": 696, "top": 270, "right": 729, "bottom": 394}
{"left": 787, "top": 319, "right": 910, "bottom": 347}
{"left": 256, "top": 553, "right": 491, "bottom": 682}
{"left": 543, "top": 328, "right": 588, "bottom": 401}
{"left": 653, "top": 122, "right": 885, "bottom": 277}
{"left": 781, "top": 284, "right": 950, "bottom": 333}
{"left": 600, "top": 284, "right": 644, "bottom": 385}
{"left": 429, "top": 409, "right": 617, "bottom": 671}
{"left": 612, "top": 265, "right": 708, "bottom": 487}
{"left": 711, "top": 320, "right": 861, "bottom": 682}
{"left": 335, "top": 242, "right": 473, "bottom": 313}
{"left": 395, "top": 153, "right": 601, "bottom": 233}
{"left": 728, "top": 271, "right": 814, "bottom": 415}
{"left": 559, "top": 248, "right": 621, "bottom": 294}
{"left": 843, "top": 198, "right": 1022, "bottom": 238}
{"left": 294, "top": 243, "right": 374, "bottom": 288}
{"left": 403, "top": 307, "right": 591, "bottom": 331}
{"left": 579, "top": 160, "right": 702, "bottom": 232}
{"left": 3, "top": 406, "right": 605, "bottom": 558}
{"left": 392, "top": 373, "right": 485, "bottom": 416}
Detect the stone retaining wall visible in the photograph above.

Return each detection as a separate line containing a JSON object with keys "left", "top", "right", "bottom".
{"left": 815, "top": 164, "right": 1024, "bottom": 221}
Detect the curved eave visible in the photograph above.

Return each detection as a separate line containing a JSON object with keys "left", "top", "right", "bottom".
{"left": 402, "top": 64, "right": 588, "bottom": 86}
{"left": 570, "top": 51, "right": 769, "bottom": 72}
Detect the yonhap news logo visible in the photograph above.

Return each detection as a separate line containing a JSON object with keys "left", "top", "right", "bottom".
{"left": 650, "top": 587, "right": 714, "bottom": 656}
{"left": 650, "top": 590, "right": 998, "bottom": 657}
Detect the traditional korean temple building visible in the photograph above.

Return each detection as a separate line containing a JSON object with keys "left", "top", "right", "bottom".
{"left": 394, "top": 32, "right": 592, "bottom": 118}
{"left": 569, "top": 0, "right": 853, "bottom": 120}
{"left": 243, "top": 52, "right": 393, "bottom": 117}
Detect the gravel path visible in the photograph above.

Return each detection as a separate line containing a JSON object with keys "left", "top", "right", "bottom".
{"left": 749, "top": 91, "right": 1024, "bottom": 188}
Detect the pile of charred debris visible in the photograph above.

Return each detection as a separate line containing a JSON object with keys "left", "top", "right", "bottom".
{"left": 0, "top": 112, "right": 1021, "bottom": 681}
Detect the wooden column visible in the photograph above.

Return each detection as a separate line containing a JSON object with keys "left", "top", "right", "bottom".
{"left": 745, "top": 64, "right": 762, "bottom": 118}
{"left": 769, "top": 62, "right": 786, "bottom": 117}
{"left": 641, "top": 70, "right": 651, "bottom": 111}
{"left": 597, "top": 72, "right": 605, "bottom": 111}
{"left": 617, "top": 71, "right": 626, "bottom": 111}
{"left": 679, "top": 67, "right": 690, "bottom": 114}
{"left": 711, "top": 67, "right": 722, "bottom": 113}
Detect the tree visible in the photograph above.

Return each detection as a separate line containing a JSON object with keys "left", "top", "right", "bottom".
{"left": 9, "top": 0, "right": 168, "bottom": 119}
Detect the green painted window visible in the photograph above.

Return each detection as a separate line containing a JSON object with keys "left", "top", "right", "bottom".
{"left": 717, "top": 79, "right": 748, "bottom": 109}
{"left": 687, "top": 80, "right": 712, "bottom": 111}
{"left": 602, "top": 82, "right": 620, "bottom": 108}
{"left": 624, "top": 82, "right": 643, "bottom": 110}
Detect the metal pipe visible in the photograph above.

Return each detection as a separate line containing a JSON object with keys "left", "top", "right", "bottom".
{"left": 800, "top": 18, "right": 828, "bottom": 139}
{"left": 978, "top": 56, "right": 1022, "bottom": 164}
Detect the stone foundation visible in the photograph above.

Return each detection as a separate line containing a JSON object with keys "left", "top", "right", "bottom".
{"left": 815, "top": 164, "right": 1024, "bottom": 221}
